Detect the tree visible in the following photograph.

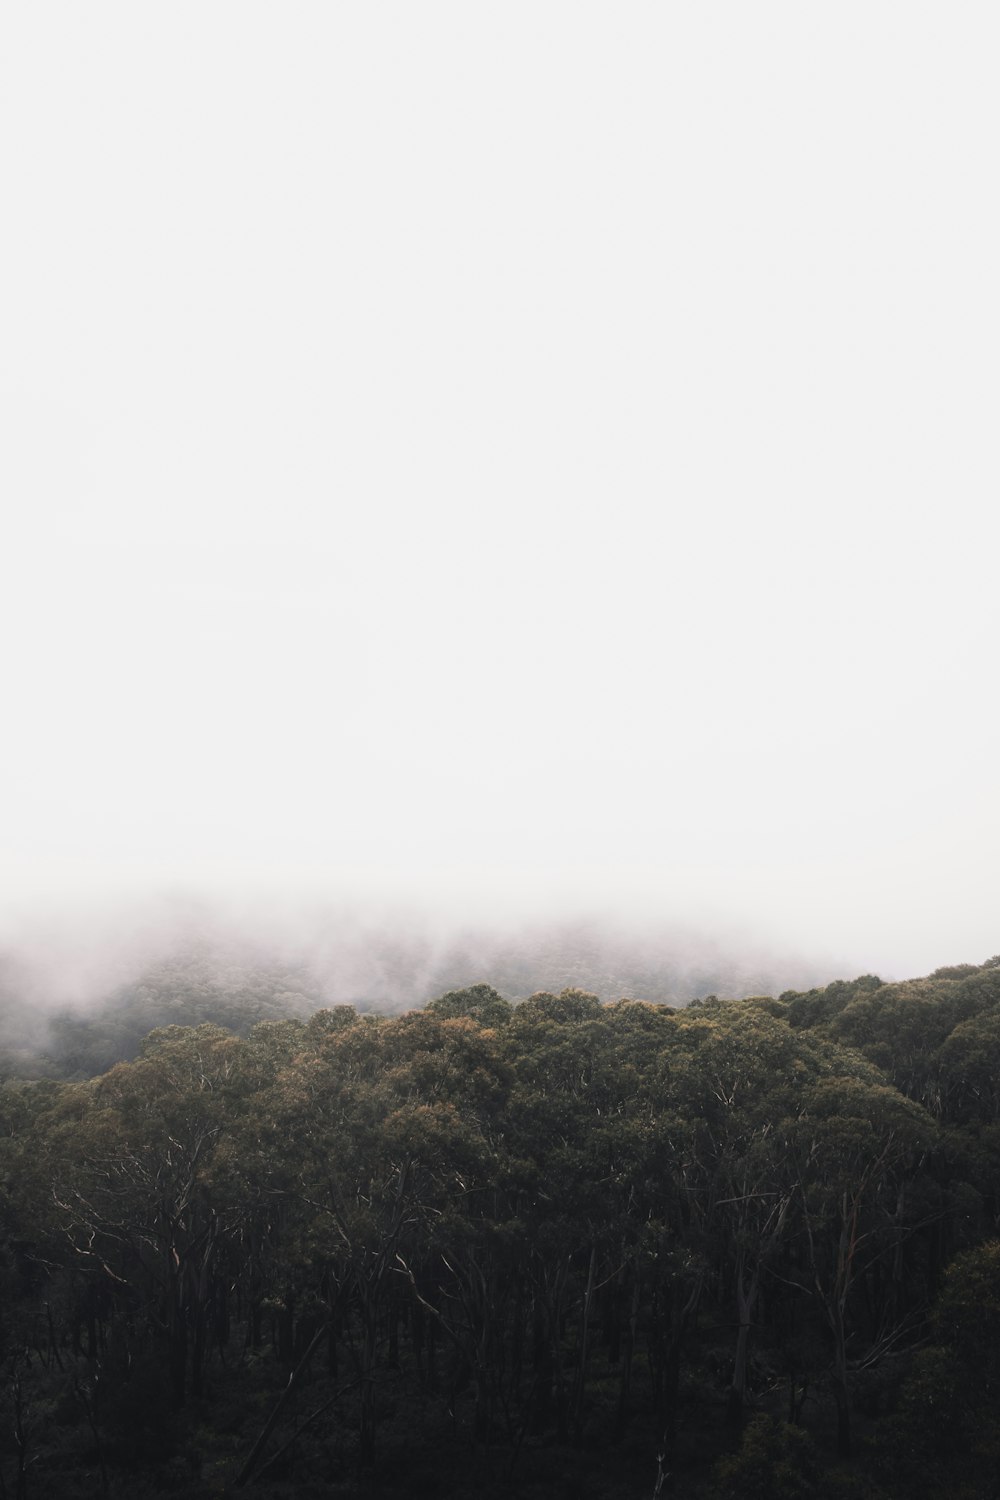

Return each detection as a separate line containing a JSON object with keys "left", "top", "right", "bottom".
{"left": 876, "top": 1241, "right": 1000, "bottom": 1497}
{"left": 424, "top": 984, "right": 512, "bottom": 1029}
{"left": 788, "top": 1075, "right": 933, "bottom": 1456}
{"left": 49, "top": 1025, "right": 245, "bottom": 1407}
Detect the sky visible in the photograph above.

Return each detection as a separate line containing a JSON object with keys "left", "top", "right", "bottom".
{"left": 2, "top": 3, "right": 999, "bottom": 982}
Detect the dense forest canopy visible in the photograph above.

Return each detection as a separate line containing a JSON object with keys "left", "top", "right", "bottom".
{"left": 2, "top": 949, "right": 1000, "bottom": 1497}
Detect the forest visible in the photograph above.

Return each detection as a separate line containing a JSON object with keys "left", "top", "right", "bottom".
{"left": 3, "top": 954, "right": 1000, "bottom": 1498}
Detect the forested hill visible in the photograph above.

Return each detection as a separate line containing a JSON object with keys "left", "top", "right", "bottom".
{"left": 1, "top": 950, "right": 328, "bottom": 1081}
{"left": 2, "top": 918, "right": 840, "bottom": 1080}
{"left": 2, "top": 950, "right": 1000, "bottom": 1497}
{"left": 780, "top": 956, "right": 1000, "bottom": 1120}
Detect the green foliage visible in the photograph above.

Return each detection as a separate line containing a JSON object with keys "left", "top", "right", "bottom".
{"left": 424, "top": 983, "right": 512, "bottom": 1028}
{"left": 713, "top": 1415, "right": 822, "bottom": 1500}
{"left": 783, "top": 974, "right": 883, "bottom": 1030}
{"left": 932, "top": 1239, "right": 1000, "bottom": 1370}
{"left": 2, "top": 951, "right": 1000, "bottom": 1495}
{"left": 936, "top": 1010, "right": 1000, "bottom": 1122}
{"left": 42, "top": 952, "right": 325, "bottom": 1078}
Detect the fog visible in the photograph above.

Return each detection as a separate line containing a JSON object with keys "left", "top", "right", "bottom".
{"left": 0, "top": 885, "right": 851, "bottom": 1017}
{"left": 3, "top": 4, "right": 999, "bottom": 1012}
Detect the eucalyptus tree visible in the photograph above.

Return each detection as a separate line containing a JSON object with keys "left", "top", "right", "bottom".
{"left": 237, "top": 1007, "right": 513, "bottom": 1464}
{"left": 784, "top": 1071, "right": 935, "bottom": 1455}
{"left": 53, "top": 1023, "right": 248, "bottom": 1407}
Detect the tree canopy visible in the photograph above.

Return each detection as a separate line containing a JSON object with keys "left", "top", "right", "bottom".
{"left": 2, "top": 950, "right": 999, "bottom": 1496}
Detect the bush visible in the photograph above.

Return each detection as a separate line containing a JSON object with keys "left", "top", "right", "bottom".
{"left": 712, "top": 1415, "right": 821, "bottom": 1500}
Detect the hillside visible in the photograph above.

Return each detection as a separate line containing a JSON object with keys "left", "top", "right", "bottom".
{"left": 1, "top": 947, "right": 999, "bottom": 1496}
{"left": 1, "top": 914, "right": 842, "bottom": 1080}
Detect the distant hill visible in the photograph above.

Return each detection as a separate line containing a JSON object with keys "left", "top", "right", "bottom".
{"left": 393, "top": 915, "right": 838, "bottom": 1009}
{"left": 0, "top": 908, "right": 846, "bottom": 1078}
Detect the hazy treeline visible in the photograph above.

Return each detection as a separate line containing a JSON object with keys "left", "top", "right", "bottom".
{"left": 0, "top": 911, "right": 840, "bottom": 1082}
{"left": 2, "top": 957, "right": 1000, "bottom": 1497}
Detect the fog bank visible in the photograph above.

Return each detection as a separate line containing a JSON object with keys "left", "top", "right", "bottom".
{"left": 0, "top": 887, "right": 852, "bottom": 1024}
{"left": 4, "top": 5, "right": 998, "bottom": 989}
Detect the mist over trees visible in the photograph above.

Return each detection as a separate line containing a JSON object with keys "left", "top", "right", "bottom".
{"left": 2, "top": 934, "right": 1000, "bottom": 1496}
{"left": 0, "top": 906, "right": 842, "bottom": 1081}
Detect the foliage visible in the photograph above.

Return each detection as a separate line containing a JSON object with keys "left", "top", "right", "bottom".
{"left": 0, "top": 955, "right": 998, "bottom": 1495}
{"left": 713, "top": 1415, "right": 822, "bottom": 1500}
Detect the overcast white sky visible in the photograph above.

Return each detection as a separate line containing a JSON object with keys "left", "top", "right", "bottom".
{"left": 2, "top": 3, "right": 999, "bottom": 980}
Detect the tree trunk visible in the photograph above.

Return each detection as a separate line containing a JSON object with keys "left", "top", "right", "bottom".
{"left": 169, "top": 1293, "right": 188, "bottom": 1409}
{"left": 727, "top": 1261, "right": 758, "bottom": 1426}
{"left": 831, "top": 1309, "right": 852, "bottom": 1458}
{"left": 358, "top": 1303, "right": 378, "bottom": 1467}
{"left": 572, "top": 1245, "right": 597, "bottom": 1441}
{"left": 277, "top": 1296, "right": 295, "bottom": 1367}
{"left": 617, "top": 1260, "right": 640, "bottom": 1432}
{"left": 249, "top": 1300, "right": 263, "bottom": 1352}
